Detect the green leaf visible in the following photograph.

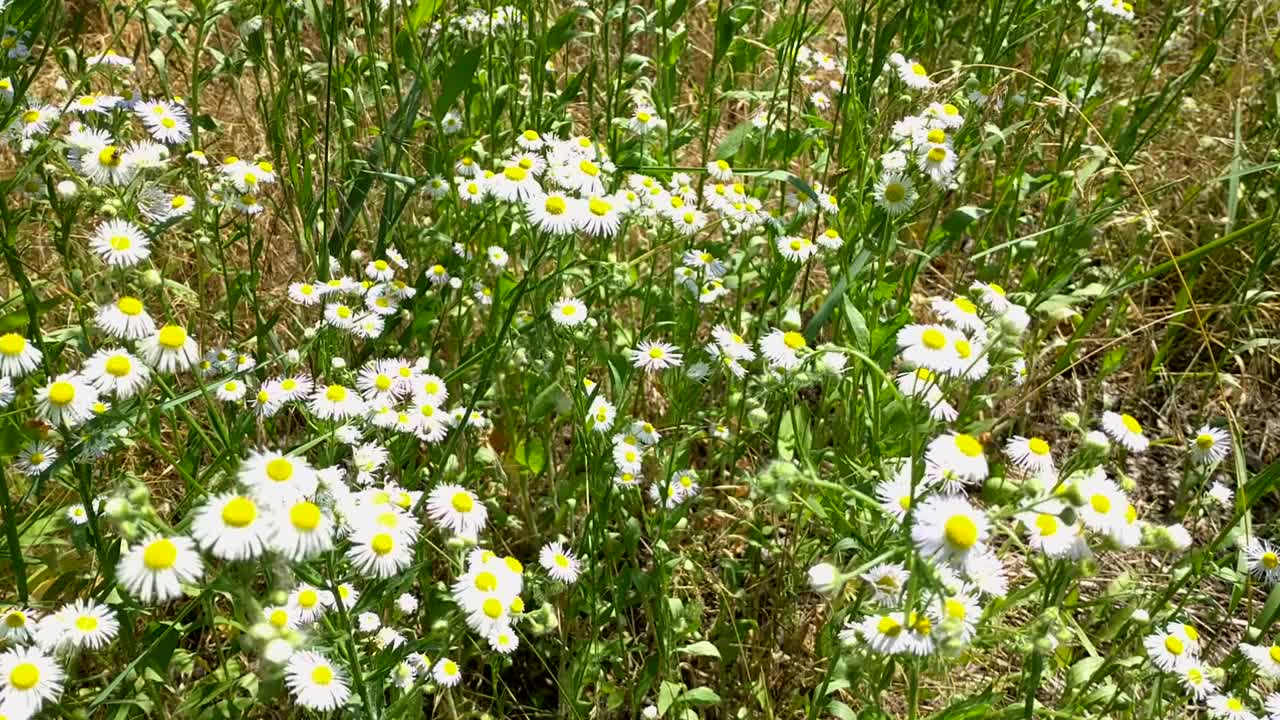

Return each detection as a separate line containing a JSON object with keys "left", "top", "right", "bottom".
{"left": 434, "top": 47, "right": 482, "bottom": 120}
{"left": 776, "top": 404, "right": 810, "bottom": 461}
{"left": 679, "top": 640, "right": 721, "bottom": 659}
{"left": 713, "top": 119, "right": 753, "bottom": 160}
{"left": 657, "top": 680, "right": 683, "bottom": 716}
{"left": 942, "top": 206, "right": 989, "bottom": 236}
{"left": 828, "top": 700, "right": 856, "bottom": 720}
{"left": 843, "top": 298, "right": 870, "bottom": 351}
{"left": 680, "top": 687, "right": 722, "bottom": 706}
{"left": 804, "top": 277, "right": 847, "bottom": 344}
{"left": 515, "top": 437, "right": 547, "bottom": 475}
{"left": 545, "top": 8, "right": 584, "bottom": 53}
{"left": 408, "top": 0, "right": 443, "bottom": 30}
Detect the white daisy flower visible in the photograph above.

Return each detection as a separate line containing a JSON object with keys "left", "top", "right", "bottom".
{"left": 117, "top": 535, "right": 204, "bottom": 603}
{"left": 426, "top": 484, "right": 487, "bottom": 536}
{"left": 1190, "top": 425, "right": 1230, "bottom": 465}
{"left": 138, "top": 324, "right": 200, "bottom": 373}
{"left": 190, "top": 493, "right": 270, "bottom": 561}
{"left": 539, "top": 541, "right": 581, "bottom": 583}
{"left": 911, "top": 495, "right": 990, "bottom": 568}
{"left": 0, "top": 645, "right": 65, "bottom": 716}
{"left": 285, "top": 651, "right": 350, "bottom": 712}
{"left": 1101, "top": 410, "right": 1150, "bottom": 453}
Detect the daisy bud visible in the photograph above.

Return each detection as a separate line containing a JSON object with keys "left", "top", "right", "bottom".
{"left": 349, "top": 249, "right": 365, "bottom": 263}
{"left": 249, "top": 622, "right": 276, "bottom": 641}
{"left": 104, "top": 497, "right": 129, "bottom": 518}
{"left": 330, "top": 356, "right": 347, "bottom": 369}
{"left": 264, "top": 637, "right": 295, "bottom": 664}
{"left": 54, "top": 76, "right": 68, "bottom": 92}
{"left": 1084, "top": 430, "right": 1110, "bottom": 452}
{"left": 99, "top": 201, "right": 119, "bottom": 217}
{"left": 285, "top": 349, "right": 301, "bottom": 364}
{"left": 448, "top": 277, "right": 462, "bottom": 289}
{"left": 747, "top": 407, "right": 769, "bottom": 427}
{"left": 128, "top": 484, "right": 151, "bottom": 505}
{"left": 55, "top": 180, "right": 77, "bottom": 199}
{"left": 642, "top": 706, "right": 659, "bottom": 720}
{"left": 1060, "top": 411, "right": 1080, "bottom": 429}
{"left": 807, "top": 562, "right": 842, "bottom": 596}
{"left": 474, "top": 445, "right": 499, "bottom": 466}
{"left": 1118, "top": 473, "right": 1137, "bottom": 492}
{"left": 1130, "top": 608, "right": 1151, "bottom": 625}
{"left": 782, "top": 308, "right": 803, "bottom": 331}
{"left": 141, "top": 269, "right": 162, "bottom": 288}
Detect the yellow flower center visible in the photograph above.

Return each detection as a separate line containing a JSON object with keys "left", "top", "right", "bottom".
{"left": 545, "top": 196, "right": 567, "bottom": 215}
{"left": 648, "top": 347, "right": 665, "bottom": 359}
{"left": 504, "top": 556, "right": 523, "bottom": 574}
{"left": 162, "top": 117, "right": 176, "bottom": 129}
{"left": 269, "top": 609, "right": 288, "bottom": 628}
{"left": 1195, "top": 433, "right": 1215, "bottom": 450}
{"left": 325, "top": 385, "right": 347, "bottom": 402}
{"left": 1028, "top": 437, "right": 1050, "bottom": 455}
{"left": 927, "top": 129, "right": 946, "bottom": 144}
{"left": 371, "top": 533, "right": 394, "bottom": 555}
{"left": 110, "top": 235, "right": 132, "bottom": 251}
{"left": 443, "top": 660, "right": 458, "bottom": 675}
{"left": 451, "top": 492, "right": 473, "bottom": 513}
{"left": 98, "top": 145, "right": 121, "bottom": 166}
{"left": 944, "top": 515, "right": 979, "bottom": 549}
{"left": 911, "top": 63, "right": 927, "bottom": 76}
{"left": 561, "top": 304, "right": 577, "bottom": 316}
{"left": 158, "top": 325, "right": 187, "bottom": 349}
{"left": 1120, "top": 414, "right": 1143, "bottom": 434}
{"left": 927, "top": 147, "right": 947, "bottom": 163}
{"left": 9, "top": 663, "right": 39, "bottom": 690}
{"left": 1269, "top": 645, "right": 1280, "bottom": 664}
{"left": 579, "top": 160, "right": 599, "bottom": 176}
{"left": 954, "top": 297, "right": 977, "bottom": 314}
{"left": 503, "top": 165, "right": 527, "bottom": 181}
{"left": 375, "top": 375, "right": 392, "bottom": 391}
{"left": 4, "top": 612, "right": 25, "bottom": 628}
{"left": 921, "top": 328, "right": 946, "bottom": 350}
{"left": 1227, "top": 699, "right": 1244, "bottom": 713}
{"left": 588, "top": 197, "right": 611, "bottom": 217}
{"left": 75, "top": 615, "right": 99, "bottom": 632}
{"left": 28, "top": 453, "right": 44, "bottom": 464}
{"left": 0, "top": 333, "right": 24, "bottom": 355}
{"left": 954, "top": 339, "right": 972, "bottom": 359}
{"left": 105, "top": 355, "right": 132, "bottom": 377}
{"left": 945, "top": 598, "right": 967, "bottom": 620}
{"left": 782, "top": 331, "right": 806, "bottom": 350}
{"left": 1264, "top": 552, "right": 1279, "bottom": 569}
{"left": 266, "top": 458, "right": 294, "bottom": 482}
{"left": 954, "top": 433, "right": 983, "bottom": 457}
{"left": 143, "top": 539, "right": 178, "bottom": 570}
{"left": 291, "top": 502, "right": 321, "bottom": 531}
{"left": 171, "top": 196, "right": 188, "bottom": 209}
{"left": 298, "top": 590, "right": 319, "bottom": 608}
{"left": 221, "top": 496, "right": 257, "bottom": 527}
{"left": 48, "top": 381, "right": 76, "bottom": 405}
{"left": 21, "top": 109, "right": 39, "bottom": 124}
{"left": 311, "top": 665, "right": 333, "bottom": 685}
{"left": 1035, "top": 514, "right": 1058, "bottom": 537}
{"left": 898, "top": 496, "right": 911, "bottom": 511}
{"left": 483, "top": 598, "right": 503, "bottom": 618}
{"left": 1090, "top": 494, "right": 1111, "bottom": 514}
{"left": 475, "top": 572, "right": 497, "bottom": 592}
{"left": 522, "top": 130, "right": 539, "bottom": 141}
{"left": 877, "top": 616, "right": 902, "bottom": 636}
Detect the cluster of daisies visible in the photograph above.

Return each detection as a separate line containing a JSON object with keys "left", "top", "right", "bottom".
{"left": 871, "top": 68, "right": 967, "bottom": 216}
{"left": 1143, "top": 623, "right": 1280, "bottom": 720}
{"left": 811, "top": 279, "right": 1243, "bottom": 662}
{"left": 13, "top": 68, "right": 279, "bottom": 218}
